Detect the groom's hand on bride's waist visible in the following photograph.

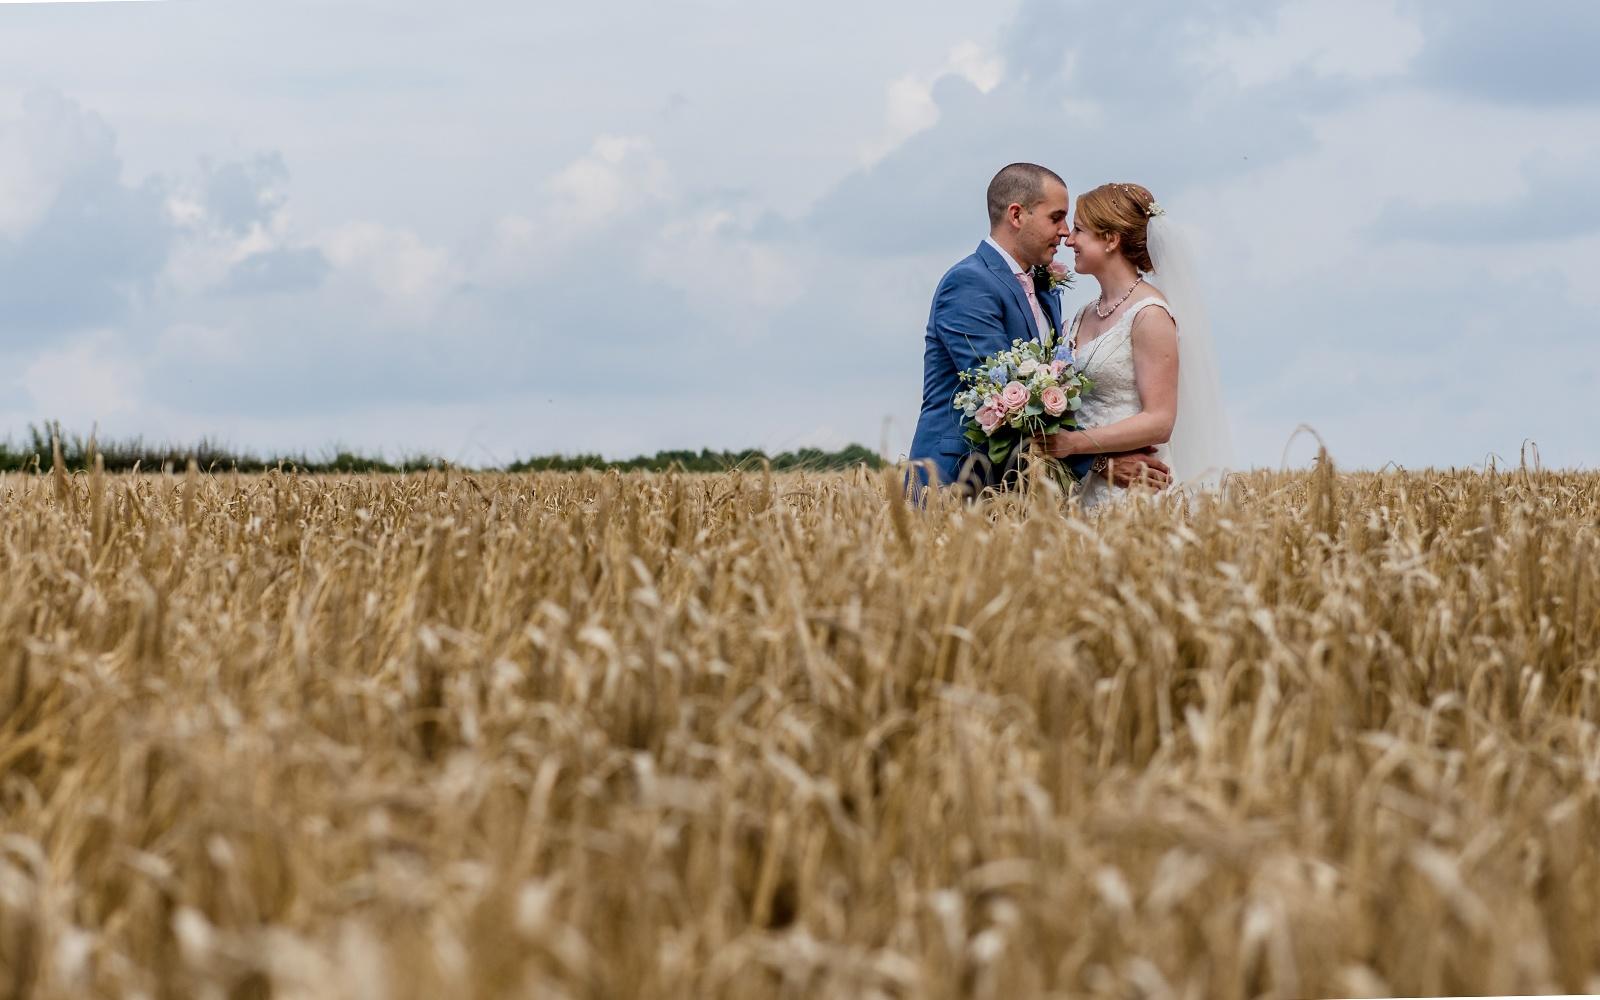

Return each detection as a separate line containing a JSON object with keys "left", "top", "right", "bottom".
{"left": 1030, "top": 436, "right": 1172, "bottom": 489}
{"left": 1107, "top": 449, "right": 1171, "bottom": 490}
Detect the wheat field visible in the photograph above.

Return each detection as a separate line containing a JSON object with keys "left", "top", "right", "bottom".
{"left": 0, "top": 460, "right": 1596, "bottom": 999}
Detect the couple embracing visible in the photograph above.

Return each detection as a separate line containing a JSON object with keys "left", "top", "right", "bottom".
{"left": 908, "top": 163, "right": 1231, "bottom": 507}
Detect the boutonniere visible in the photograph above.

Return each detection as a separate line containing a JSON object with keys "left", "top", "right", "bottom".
{"left": 1032, "top": 260, "right": 1075, "bottom": 293}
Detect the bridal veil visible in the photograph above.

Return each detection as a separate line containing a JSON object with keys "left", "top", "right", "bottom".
{"left": 1146, "top": 215, "right": 1234, "bottom": 486}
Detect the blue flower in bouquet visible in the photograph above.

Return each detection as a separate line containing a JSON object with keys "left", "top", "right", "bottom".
{"left": 1053, "top": 341, "right": 1075, "bottom": 364}
{"left": 986, "top": 364, "right": 1008, "bottom": 384}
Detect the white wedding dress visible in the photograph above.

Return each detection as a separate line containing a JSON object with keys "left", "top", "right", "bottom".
{"left": 1068, "top": 297, "right": 1174, "bottom": 509}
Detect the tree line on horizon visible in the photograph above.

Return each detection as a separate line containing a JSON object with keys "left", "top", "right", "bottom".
{"left": 0, "top": 424, "right": 886, "bottom": 475}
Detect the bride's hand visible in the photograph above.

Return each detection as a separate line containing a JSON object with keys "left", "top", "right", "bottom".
{"left": 1032, "top": 431, "right": 1079, "bottom": 458}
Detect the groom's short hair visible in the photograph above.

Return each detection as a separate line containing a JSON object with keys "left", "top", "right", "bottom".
{"left": 987, "top": 163, "right": 1066, "bottom": 227}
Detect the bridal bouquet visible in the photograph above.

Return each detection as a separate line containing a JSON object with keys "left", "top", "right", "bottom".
{"left": 951, "top": 338, "right": 1093, "bottom": 468}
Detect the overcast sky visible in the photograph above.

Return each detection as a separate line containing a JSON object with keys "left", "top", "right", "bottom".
{"left": 0, "top": 0, "right": 1595, "bottom": 469}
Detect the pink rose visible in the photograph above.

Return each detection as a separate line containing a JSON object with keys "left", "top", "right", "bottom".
{"left": 1048, "top": 359, "right": 1068, "bottom": 378}
{"left": 976, "top": 400, "right": 1006, "bottom": 435}
{"left": 1048, "top": 260, "right": 1071, "bottom": 281}
{"left": 1040, "top": 386, "right": 1068, "bottom": 417}
{"left": 1000, "top": 381, "right": 1030, "bottom": 411}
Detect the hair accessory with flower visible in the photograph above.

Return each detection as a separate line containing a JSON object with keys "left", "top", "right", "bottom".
{"left": 1115, "top": 182, "right": 1164, "bottom": 219}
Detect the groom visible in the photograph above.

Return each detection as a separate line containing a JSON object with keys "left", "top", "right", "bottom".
{"left": 908, "top": 162, "right": 1169, "bottom": 492}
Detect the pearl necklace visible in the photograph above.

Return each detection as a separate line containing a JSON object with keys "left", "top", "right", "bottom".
{"left": 1094, "top": 275, "right": 1144, "bottom": 320}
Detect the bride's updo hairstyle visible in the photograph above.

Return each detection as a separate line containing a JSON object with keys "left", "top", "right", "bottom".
{"left": 1076, "top": 182, "right": 1159, "bottom": 273}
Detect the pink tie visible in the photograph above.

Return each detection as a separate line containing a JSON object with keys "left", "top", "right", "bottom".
{"left": 1016, "top": 272, "right": 1049, "bottom": 343}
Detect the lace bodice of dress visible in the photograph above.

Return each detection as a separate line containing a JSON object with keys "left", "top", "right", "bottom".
{"left": 1069, "top": 297, "right": 1173, "bottom": 506}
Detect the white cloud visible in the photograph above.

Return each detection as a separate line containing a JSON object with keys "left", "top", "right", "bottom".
{"left": 946, "top": 41, "right": 1003, "bottom": 93}
{"left": 548, "top": 134, "right": 670, "bottom": 225}
{"left": 1190, "top": 89, "right": 1600, "bottom": 292}
{"left": 16, "top": 332, "right": 141, "bottom": 427}
{"left": 158, "top": 201, "right": 283, "bottom": 299}
{"left": 318, "top": 222, "right": 458, "bottom": 318}
{"left": 156, "top": 322, "right": 241, "bottom": 364}
{"left": 642, "top": 208, "right": 809, "bottom": 321}
{"left": 1200, "top": 0, "right": 1425, "bottom": 87}
{"left": 874, "top": 78, "right": 939, "bottom": 160}
{"left": 477, "top": 133, "right": 676, "bottom": 282}
{"left": 861, "top": 41, "right": 1005, "bottom": 165}
{"left": 1043, "top": 48, "right": 1102, "bottom": 129}
{"left": 474, "top": 134, "right": 674, "bottom": 286}
{"left": 474, "top": 212, "right": 545, "bottom": 284}
{"left": 0, "top": 90, "right": 114, "bottom": 240}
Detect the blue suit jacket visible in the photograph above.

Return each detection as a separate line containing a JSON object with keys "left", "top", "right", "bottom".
{"left": 908, "top": 242, "right": 1091, "bottom": 486}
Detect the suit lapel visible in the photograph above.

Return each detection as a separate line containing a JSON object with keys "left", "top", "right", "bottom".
{"left": 975, "top": 242, "right": 1038, "bottom": 343}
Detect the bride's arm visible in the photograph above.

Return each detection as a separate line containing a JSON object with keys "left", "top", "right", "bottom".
{"left": 1039, "top": 309, "right": 1179, "bottom": 457}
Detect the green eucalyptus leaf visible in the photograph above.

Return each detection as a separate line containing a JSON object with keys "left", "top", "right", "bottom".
{"left": 988, "top": 435, "right": 1012, "bottom": 466}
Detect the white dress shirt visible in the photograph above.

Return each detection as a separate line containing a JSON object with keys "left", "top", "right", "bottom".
{"left": 983, "top": 237, "right": 1049, "bottom": 342}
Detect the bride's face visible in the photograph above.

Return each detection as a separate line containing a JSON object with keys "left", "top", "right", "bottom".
{"left": 1066, "top": 218, "right": 1114, "bottom": 275}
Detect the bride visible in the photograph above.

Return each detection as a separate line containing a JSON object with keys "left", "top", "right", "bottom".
{"left": 1036, "top": 182, "right": 1233, "bottom": 507}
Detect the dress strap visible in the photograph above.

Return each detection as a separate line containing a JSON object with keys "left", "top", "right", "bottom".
{"left": 1067, "top": 303, "right": 1093, "bottom": 350}
{"left": 1068, "top": 304, "right": 1089, "bottom": 340}
{"left": 1073, "top": 297, "right": 1173, "bottom": 359}
{"left": 1123, "top": 297, "right": 1175, "bottom": 330}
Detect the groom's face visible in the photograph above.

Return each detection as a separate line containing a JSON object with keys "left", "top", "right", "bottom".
{"left": 1017, "top": 180, "right": 1071, "bottom": 268}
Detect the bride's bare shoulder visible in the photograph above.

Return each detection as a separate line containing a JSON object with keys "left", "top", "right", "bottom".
{"left": 1134, "top": 283, "right": 1176, "bottom": 321}
{"left": 1129, "top": 291, "right": 1177, "bottom": 337}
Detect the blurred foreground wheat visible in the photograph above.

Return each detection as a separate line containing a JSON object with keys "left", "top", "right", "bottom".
{"left": 1, "top": 462, "right": 1597, "bottom": 999}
